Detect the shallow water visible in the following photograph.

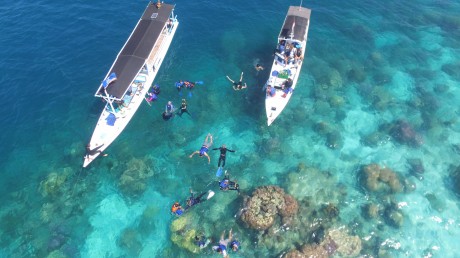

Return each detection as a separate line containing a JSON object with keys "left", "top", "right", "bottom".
{"left": 1, "top": 0, "right": 460, "bottom": 257}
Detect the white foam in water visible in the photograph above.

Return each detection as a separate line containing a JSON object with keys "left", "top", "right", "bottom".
{"left": 82, "top": 193, "right": 145, "bottom": 258}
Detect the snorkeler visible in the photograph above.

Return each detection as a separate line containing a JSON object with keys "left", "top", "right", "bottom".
{"left": 212, "top": 229, "right": 233, "bottom": 258}
{"left": 219, "top": 174, "right": 240, "bottom": 194}
{"left": 177, "top": 99, "right": 191, "bottom": 117}
{"left": 85, "top": 143, "right": 108, "bottom": 159}
{"left": 171, "top": 202, "right": 184, "bottom": 216}
{"left": 226, "top": 72, "right": 247, "bottom": 91}
{"left": 185, "top": 188, "right": 212, "bottom": 210}
{"left": 189, "top": 133, "right": 213, "bottom": 164}
{"left": 212, "top": 144, "right": 235, "bottom": 169}
{"left": 194, "top": 234, "right": 211, "bottom": 249}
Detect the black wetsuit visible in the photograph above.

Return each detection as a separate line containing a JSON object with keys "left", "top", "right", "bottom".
{"left": 212, "top": 147, "right": 235, "bottom": 167}
{"left": 185, "top": 192, "right": 207, "bottom": 210}
{"left": 178, "top": 103, "right": 191, "bottom": 117}
{"left": 85, "top": 144, "right": 104, "bottom": 158}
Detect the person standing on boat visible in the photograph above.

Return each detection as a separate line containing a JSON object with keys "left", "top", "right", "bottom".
{"left": 177, "top": 99, "right": 191, "bottom": 117}
{"left": 189, "top": 133, "right": 213, "bottom": 163}
{"left": 226, "top": 72, "right": 247, "bottom": 91}
{"left": 212, "top": 144, "right": 235, "bottom": 169}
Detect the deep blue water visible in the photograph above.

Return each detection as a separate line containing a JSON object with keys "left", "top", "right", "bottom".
{"left": 1, "top": 0, "right": 460, "bottom": 257}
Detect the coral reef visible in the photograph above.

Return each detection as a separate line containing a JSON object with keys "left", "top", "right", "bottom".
{"left": 389, "top": 120, "right": 423, "bottom": 147}
{"left": 361, "top": 164, "right": 403, "bottom": 193}
{"left": 38, "top": 169, "right": 71, "bottom": 198}
{"left": 118, "top": 158, "right": 154, "bottom": 197}
{"left": 450, "top": 165, "right": 460, "bottom": 197}
{"left": 240, "top": 186, "right": 298, "bottom": 231}
{"left": 283, "top": 227, "right": 362, "bottom": 257}
{"left": 118, "top": 227, "right": 142, "bottom": 256}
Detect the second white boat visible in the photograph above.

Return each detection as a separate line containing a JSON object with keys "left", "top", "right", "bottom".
{"left": 264, "top": 6, "right": 311, "bottom": 126}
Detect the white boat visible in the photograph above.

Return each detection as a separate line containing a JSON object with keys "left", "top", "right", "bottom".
{"left": 264, "top": 6, "right": 311, "bottom": 126}
{"left": 83, "top": 2, "right": 178, "bottom": 167}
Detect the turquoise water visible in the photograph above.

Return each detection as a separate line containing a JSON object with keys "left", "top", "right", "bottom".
{"left": 1, "top": 0, "right": 460, "bottom": 257}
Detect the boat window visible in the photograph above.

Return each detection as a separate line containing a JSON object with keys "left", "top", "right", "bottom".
{"left": 151, "top": 13, "right": 158, "bottom": 19}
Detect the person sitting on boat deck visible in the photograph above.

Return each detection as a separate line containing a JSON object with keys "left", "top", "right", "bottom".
{"left": 284, "top": 44, "right": 296, "bottom": 65}
{"left": 274, "top": 40, "right": 286, "bottom": 55}
{"left": 255, "top": 64, "right": 264, "bottom": 71}
{"left": 185, "top": 188, "right": 208, "bottom": 210}
{"left": 226, "top": 72, "right": 247, "bottom": 91}
{"left": 177, "top": 98, "right": 191, "bottom": 117}
{"left": 175, "top": 80, "right": 184, "bottom": 92}
{"left": 212, "top": 229, "right": 233, "bottom": 258}
{"left": 171, "top": 202, "right": 184, "bottom": 216}
{"left": 212, "top": 144, "right": 235, "bottom": 169}
{"left": 219, "top": 175, "right": 240, "bottom": 194}
{"left": 229, "top": 239, "right": 241, "bottom": 252}
{"left": 295, "top": 47, "right": 303, "bottom": 63}
{"left": 281, "top": 78, "right": 293, "bottom": 97}
{"left": 266, "top": 85, "right": 276, "bottom": 97}
{"left": 85, "top": 143, "right": 108, "bottom": 159}
{"left": 115, "top": 99, "right": 127, "bottom": 110}
{"left": 189, "top": 133, "right": 213, "bottom": 163}
{"left": 195, "top": 234, "right": 211, "bottom": 250}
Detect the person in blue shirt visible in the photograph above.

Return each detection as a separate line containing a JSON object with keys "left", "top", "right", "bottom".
{"left": 219, "top": 175, "right": 240, "bottom": 194}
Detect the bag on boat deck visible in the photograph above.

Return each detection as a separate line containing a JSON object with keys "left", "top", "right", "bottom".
{"left": 106, "top": 113, "right": 116, "bottom": 126}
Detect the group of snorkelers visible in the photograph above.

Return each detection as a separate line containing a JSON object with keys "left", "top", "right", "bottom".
{"left": 170, "top": 133, "right": 241, "bottom": 256}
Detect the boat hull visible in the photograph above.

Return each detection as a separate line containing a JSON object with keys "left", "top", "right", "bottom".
{"left": 83, "top": 18, "right": 179, "bottom": 168}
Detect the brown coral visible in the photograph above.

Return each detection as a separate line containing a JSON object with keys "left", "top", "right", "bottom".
{"left": 241, "top": 186, "right": 298, "bottom": 231}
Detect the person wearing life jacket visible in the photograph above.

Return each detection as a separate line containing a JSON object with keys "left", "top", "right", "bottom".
{"left": 171, "top": 202, "right": 183, "bottom": 216}
{"left": 194, "top": 234, "right": 211, "bottom": 249}
{"left": 189, "top": 133, "right": 213, "bottom": 164}
{"left": 229, "top": 239, "right": 240, "bottom": 252}
{"left": 163, "top": 101, "right": 175, "bottom": 121}
{"left": 175, "top": 80, "right": 184, "bottom": 92}
{"left": 219, "top": 175, "right": 240, "bottom": 194}
{"left": 266, "top": 85, "right": 276, "bottom": 97}
{"left": 185, "top": 188, "right": 208, "bottom": 211}
{"left": 212, "top": 229, "right": 233, "bottom": 258}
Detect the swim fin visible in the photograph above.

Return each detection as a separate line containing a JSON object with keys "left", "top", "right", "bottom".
{"left": 188, "top": 91, "right": 192, "bottom": 98}
{"left": 216, "top": 167, "right": 223, "bottom": 177}
{"left": 196, "top": 81, "right": 204, "bottom": 85}
{"left": 207, "top": 190, "right": 215, "bottom": 200}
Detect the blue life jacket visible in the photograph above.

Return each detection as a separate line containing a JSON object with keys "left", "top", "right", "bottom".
{"left": 219, "top": 180, "right": 229, "bottom": 189}
{"left": 230, "top": 240, "right": 240, "bottom": 251}
{"left": 175, "top": 209, "right": 183, "bottom": 216}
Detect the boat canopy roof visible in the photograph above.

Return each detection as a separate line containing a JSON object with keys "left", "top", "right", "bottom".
{"left": 97, "top": 2, "right": 174, "bottom": 99}
{"left": 279, "top": 6, "right": 311, "bottom": 42}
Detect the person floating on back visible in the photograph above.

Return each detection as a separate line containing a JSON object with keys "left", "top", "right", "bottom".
{"left": 226, "top": 72, "right": 247, "bottom": 91}
{"left": 219, "top": 174, "right": 240, "bottom": 194}
{"left": 171, "top": 202, "right": 183, "bottom": 216}
{"left": 189, "top": 133, "right": 213, "bottom": 164}
{"left": 212, "top": 229, "right": 233, "bottom": 258}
